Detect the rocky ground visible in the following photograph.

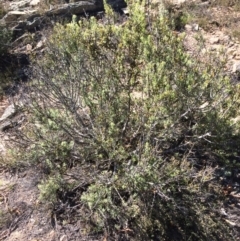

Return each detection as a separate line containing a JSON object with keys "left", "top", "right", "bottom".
{"left": 1, "top": 0, "right": 240, "bottom": 240}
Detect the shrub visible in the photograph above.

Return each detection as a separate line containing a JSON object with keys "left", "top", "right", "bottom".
{"left": 16, "top": 0, "right": 240, "bottom": 240}
{"left": 0, "top": 27, "right": 11, "bottom": 56}
{"left": 0, "top": 26, "right": 12, "bottom": 97}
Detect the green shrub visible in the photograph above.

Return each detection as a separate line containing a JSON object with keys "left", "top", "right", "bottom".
{"left": 16, "top": 0, "right": 240, "bottom": 240}
{"left": 0, "top": 26, "right": 12, "bottom": 97}
{"left": 0, "top": 27, "right": 11, "bottom": 56}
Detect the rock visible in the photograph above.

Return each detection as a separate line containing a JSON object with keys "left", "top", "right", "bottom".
{"left": 221, "top": 35, "right": 230, "bottom": 44}
{"left": 209, "top": 37, "right": 219, "bottom": 44}
{"left": 210, "top": 44, "right": 222, "bottom": 51}
{"left": 122, "top": 7, "right": 129, "bottom": 15}
{"left": 26, "top": 44, "right": 32, "bottom": 51}
{"left": 192, "top": 23, "right": 199, "bottom": 31}
{"left": 225, "top": 219, "right": 236, "bottom": 226}
{"left": 168, "top": 0, "right": 186, "bottom": 4}
{"left": 0, "top": 104, "right": 16, "bottom": 122}
{"left": 106, "top": 0, "right": 126, "bottom": 8}
{"left": 45, "top": 1, "right": 101, "bottom": 16}
{"left": 2, "top": 10, "right": 37, "bottom": 24}
{"left": 232, "top": 61, "right": 240, "bottom": 73}
{"left": 227, "top": 46, "right": 236, "bottom": 56}
{"left": 185, "top": 24, "right": 192, "bottom": 31}
{"left": 11, "top": 15, "right": 41, "bottom": 33}
{"left": 197, "top": 1, "right": 209, "bottom": 7}
{"left": 9, "top": 0, "right": 32, "bottom": 11}
{"left": 36, "top": 40, "right": 43, "bottom": 49}
{"left": 30, "top": 0, "right": 41, "bottom": 6}
{"left": 234, "top": 49, "right": 240, "bottom": 60}
{"left": 0, "top": 120, "right": 13, "bottom": 131}
{"left": 220, "top": 208, "right": 228, "bottom": 217}
{"left": 60, "top": 235, "right": 68, "bottom": 241}
{"left": 45, "top": 0, "right": 126, "bottom": 16}
{"left": 228, "top": 41, "right": 235, "bottom": 48}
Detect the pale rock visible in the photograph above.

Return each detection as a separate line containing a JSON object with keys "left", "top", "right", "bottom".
{"left": 26, "top": 44, "right": 32, "bottom": 51}
{"left": 227, "top": 47, "right": 236, "bottom": 56}
{"left": 60, "top": 235, "right": 68, "bottom": 241}
{"left": 0, "top": 104, "right": 16, "bottom": 122}
{"left": 192, "top": 23, "right": 199, "bottom": 31}
{"left": 9, "top": 0, "right": 31, "bottom": 11}
{"left": 185, "top": 24, "right": 192, "bottom": 31}
{"left": 221, "top": 35, "right": 230, "bottom": 44}
{"left": 168, "top": 0, "right": 187, "bottom": 5}
{"left": 122, "top": 7, "right": 129, "bottom": 15}
{"left": 220, "top": 208, "right": 228, "bottom": 217}
{"left": 228, "top": 41, "right": 235, "bottom": 47}
{"left": 197, "top": 1, "right": 209, "bottom": 7}
{"left": 2, "top": 11, "right": 27, "bottom": 23}
{"left": 232, "top": 61, "right": 240, "bottom": 73}
{"left": 30, "top": 0, "right": 41, "bottom": 6}
{"left": 2, "top": 10, "right": 37, "bottom": 24}
{"left": 234, "top": 52, "right": 240, "bottom": 60}
{"left": 209, "top": 37, "right": 219, "bottom": 44}
{"left": 225, "top": 219, "right": 236, "bottom": 226}
{"left": 210, "top": 44, "right": 222, "bottom": 51}
{"left": 35, "top": 40, "right": 43, "bottom": 49}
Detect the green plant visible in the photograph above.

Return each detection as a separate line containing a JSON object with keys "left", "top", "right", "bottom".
{"left": 14, "top": 0, "right": 240, "bottom": 240}
{"left": 38, "top": 176, "right": 61, "bottom": 202}
{"left": 0, "top": 27, "right": 11, "bottom": 56}
{"left": 0, "top": 26, "right": 12, "bottom": 97}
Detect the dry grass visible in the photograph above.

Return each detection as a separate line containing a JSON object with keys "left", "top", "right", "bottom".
{"left": 166, "top": 0, "right": 240, "bottom": 40}
{"left": 211, "top": 0, "right": 240, "bottom": 10}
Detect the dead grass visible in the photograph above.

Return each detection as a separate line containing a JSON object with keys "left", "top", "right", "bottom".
{"left": 167, "top": 0, "right": 240, "bottom": 40}
{"left": 211, "top": 0, "right": 240, "bottom": 10}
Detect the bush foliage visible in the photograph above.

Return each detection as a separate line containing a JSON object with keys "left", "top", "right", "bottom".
{"left": 15, "top": 0, "right": 240, "bottom": 240}
{"left": 0, "top": 27, "right": 11, "bottom": 56}
{"left": 0, "top": 26, "right": 12, "bottom": 97}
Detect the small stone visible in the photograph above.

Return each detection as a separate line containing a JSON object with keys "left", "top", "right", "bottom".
{"left": 36, "top": 40, "right": 43, "bottom": 49}
{"left": 185, "top": 24, "right": 192, "bottom": 31}
{"left": 60, "top": 235, "right": 68, "bottom": 241}
{"left": 235, "top": 54, "right": 240, "bottom": 60}
{"left": 122, "top": 7, "right": 129, "bottom": 15}
{"left": 30, "top": 0, "right": 40, "bottom": 6}
{"left": 225, "top": 219, "right": 236, "bottom": 226}
{"left": 192, "top": 23, "right": 199, "bottom": 31}
{"left": 220, "top": 208, "right": 228, "bottom": 217}
{"left": 227, "top": 48, "right": 235, "bottom": 55}
{"left": 26, "top": 44, "right": 32, "bottom": 51}
{"left": 221, "top": 35, "right": 230, "bottom": 44}
{"left": 209, "top": 37, "right": 219, "bottom": 44}
{"left": 228, "top": 41, "right": 235, "bottom": 47}
{"left": 0, "top": 104, "right": 16, "bottom": 122}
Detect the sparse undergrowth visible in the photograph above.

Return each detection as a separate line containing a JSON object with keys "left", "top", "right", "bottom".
{"left": 0, "top": 2, "right": 15, "bottom": 98}
{"left": 166, "top": 0, "right": 240, "bottom": 39}
{"left": 6, "top": 0, "right": 240, "bottom": 240}
{"left": 0, "top": 25, "right": 13, "bottom": 97}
